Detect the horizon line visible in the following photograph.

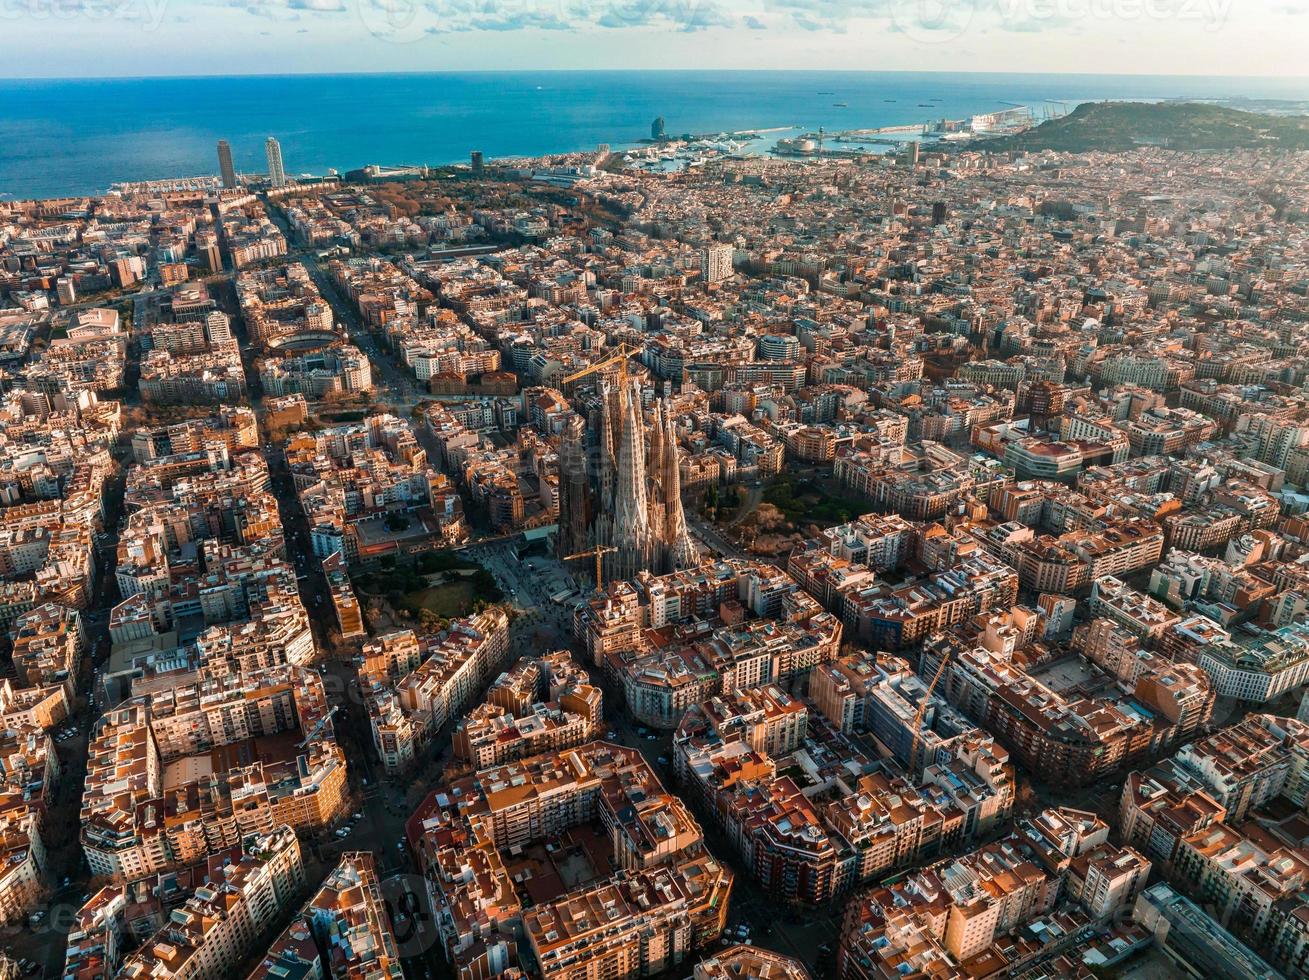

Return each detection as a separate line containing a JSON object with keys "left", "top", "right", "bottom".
{"left": 3, "top": 66, "right": 1309, "bottom": 84}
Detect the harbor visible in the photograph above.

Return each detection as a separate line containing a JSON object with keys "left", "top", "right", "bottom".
{"left": 770, "top": 102, "right": 1078, "bottom": 157}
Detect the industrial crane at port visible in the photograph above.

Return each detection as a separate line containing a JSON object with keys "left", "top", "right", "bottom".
{"left": 564, "top": 546, "right": 616, "bottom": 591}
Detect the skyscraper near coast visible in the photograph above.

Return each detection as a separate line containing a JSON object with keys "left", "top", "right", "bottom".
{"left": 266, "top": 136, "right": 286, "bottom": 188}
{"left": 217, "top": 139, "right": 236, "bottom": 189}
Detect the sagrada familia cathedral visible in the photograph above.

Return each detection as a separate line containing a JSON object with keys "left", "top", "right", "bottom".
{"left": 557, "top": 379, "right": 698, "bottom": 582}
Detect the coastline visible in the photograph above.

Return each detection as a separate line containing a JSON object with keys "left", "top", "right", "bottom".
{"left": 2, "top": 70, "right": 1307, "bottom": 200}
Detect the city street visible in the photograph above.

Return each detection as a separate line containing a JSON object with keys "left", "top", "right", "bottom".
{"left": 686, "top": 509, "right": 748, "bottom": 560}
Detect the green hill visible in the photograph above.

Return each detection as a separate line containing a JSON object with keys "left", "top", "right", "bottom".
{"left": 988, "top": 101, "right": 1309, "bottom": 153}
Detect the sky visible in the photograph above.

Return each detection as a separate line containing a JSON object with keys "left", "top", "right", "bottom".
{"left": 1, "top": 0, "right": 1307, "bottom": 79}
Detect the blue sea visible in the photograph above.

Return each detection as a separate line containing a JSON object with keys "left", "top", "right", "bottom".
{"left": 2, "top": 71, "right": 1307, "bottom": 200}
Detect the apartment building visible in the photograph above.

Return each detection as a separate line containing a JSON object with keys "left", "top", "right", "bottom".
{"left": 837, "top": 828, "right": 1059, "bottom": 978}
{"left": 412, "top": 740, "right": 727, "bottom": 980}
{"left": 675, "top": 683, "right": 1012, "bottom": 906}
{"left": 249, "top": 852, "right": 405, "bottom": 980}
{"left": 0, "top": 726, "right": 57, "bottom": 924}
{"left": 363, "top": 608, "right": 511, "bottom": 774}
{"left": 1163, "top": 616, "right": 1309, "bottom": 703}
{"left": 695, "top": 945, "right": 811, "bottom": 979}
{"left": 116, "top": 827, "right": 305, "bottom": 980}
{"left": 1120, "top": 715, "right": 1309, "bottom": 976}
{"left": 924, "top": 626, "right": 1213, "bottom": 787}
{"left": 80, "top": 666, "right": 348, "bottom": 880}
{"left": 452, "top": 652, "right": 602, "bottom": 770}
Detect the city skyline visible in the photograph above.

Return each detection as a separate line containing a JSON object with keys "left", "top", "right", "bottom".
{"left": 1, "top": 0, "right": 1307, "bottom": 79}
{"left": 6, "top": 106, "right": 1309, "bottom": 978}
{"left": 6, "top": 0, "right": 1309, "bottom": 972}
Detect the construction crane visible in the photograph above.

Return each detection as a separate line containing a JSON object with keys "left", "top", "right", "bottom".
{"left": 298, "top": 704, "right": 338, "bottom": 749}
{"left": 908, "top": 650, "right": 953, "bottom": 774}
{"left": 561, "top": 343, "right": 642, "bottom": 388}
{"left": 564, "top": 546, "right": 616, "bottom": 590}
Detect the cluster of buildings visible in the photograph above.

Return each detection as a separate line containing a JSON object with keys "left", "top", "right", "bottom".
{"left": 239, "top": 263, "right": 374, "bottom": 399}
{"left": 107, "top": 413, "right": 314, "bottom": 701}
{"left": 0, "top": 328, "right": 117, "bottom": 923}
{"left": 360, "top": 607, "right": 511, "bottom": 774}
{"left": 63, "top": 838, "right": 406, "bottom": 980}
{"left": 673, "top": 669, "right": 1014, "bottom": 905}
{"left": 576, "top": 560, "right": 842, "bottom": 728}
{"left": 424, "top": 397, "right": 559, "bottom": 534}
{"left": 289, "top": 413, "right": 468, "bottom": 565}
{"left": 16, "top": 307, "right": 127, "bottom": 395}
{"left": 451, "top": 650, "right": 603, "bottom": 771}
{"left": 0, "top": 180, "right": 257, "bottom": 308}
{"left": 282, "top": 182, "right": 487, "bottom": 253}
{"left": 1119, "top": 713, "right": 1309, "bottom": 977}
{"left": 409, "top": 739, "right": 732, "bottom": 980}
{"left": 249, "top": 851, "right": 406, "bottom": 980}
{"left": 838, "top": 806, "right": 1153, "bottom": 978}
{"left": 80, "top": 663, "right": 349, "bottom": 881}
{"left": 6, "top": 104, "right": 1309, "bottom": 979}
{"left": 136, "top": 282, "right": 247, "bottom": 404}
{"left": 915, "top": 607, "right": 1215, "bottom": 787}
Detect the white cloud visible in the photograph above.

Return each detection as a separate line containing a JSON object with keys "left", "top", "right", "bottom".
{"left": 0, "top": 0, "right": 1303, "bottom": 75}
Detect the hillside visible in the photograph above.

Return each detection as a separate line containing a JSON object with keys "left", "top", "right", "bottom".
{"left": 988, "top": 101, "right": 1309, "bottom": 153}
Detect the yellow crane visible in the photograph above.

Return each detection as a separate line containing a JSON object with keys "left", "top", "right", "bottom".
{"left": 564, "top": 545, "right": 616, "bottom": 590}
{"left": 908, "top": 649, "right": 953, "bottom": 773}
{"left": 297, "top": 705, "right": 339, "bottom": 749}
{"left": 561, "top": 343, "right": 642, "bottom": 388}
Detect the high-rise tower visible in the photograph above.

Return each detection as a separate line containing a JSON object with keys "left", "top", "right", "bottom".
{"left": 217, "top": 139, "right": 237, "bottom": 189}
{"left": 265, "top": 136, "right": 286, "bottom": 188}
{"left": 702, "top": 243, "right": 734, "bottom": 284}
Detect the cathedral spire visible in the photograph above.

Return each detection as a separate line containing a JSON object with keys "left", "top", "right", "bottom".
{"left": 647, "top": 399, "right": 667, "bottom": 567}
{"left": 662, "top": 406, "right": 698, "bottom": 570}
{"left": 557, "top": 413, "right": 591, "bottom": 560}
{"left": 594, "top": 383, "right": 618, "bottom": 548}
{"left": 611, "top": 379, "right": 652, "bottom": 581}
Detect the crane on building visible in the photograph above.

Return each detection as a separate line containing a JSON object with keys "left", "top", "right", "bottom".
{"left": 564, "top": 545, "right": 616, "bottom": 590}
{"left": 297, "top": 704, "right": 339, "bottom": 749}
{"left": 561, "top": 343, "right": 642, "bottom": 388}
{"left": 908, "top": 649, "right": 953, "bottom": 774}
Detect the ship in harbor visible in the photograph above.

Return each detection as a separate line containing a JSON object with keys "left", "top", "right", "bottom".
{"left": 969, "top": 106, "right": 1034, "bottom": 134}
